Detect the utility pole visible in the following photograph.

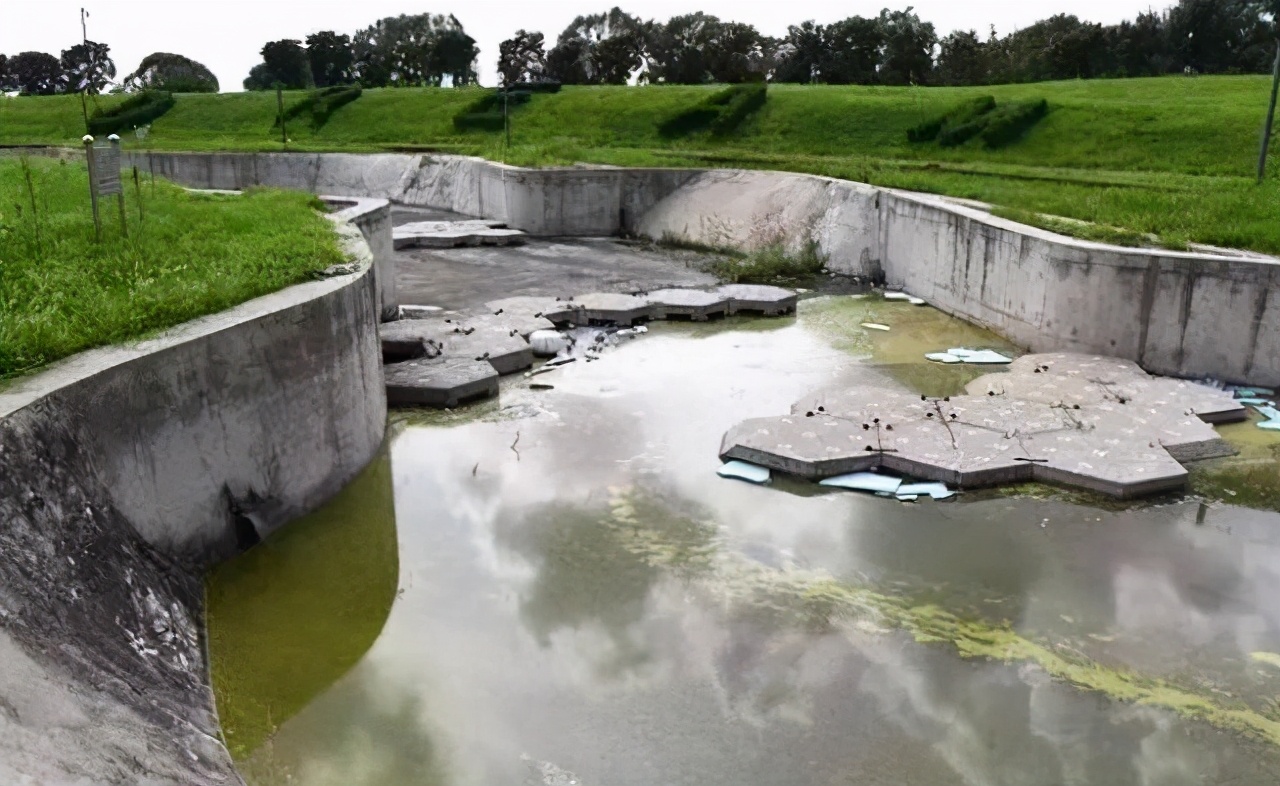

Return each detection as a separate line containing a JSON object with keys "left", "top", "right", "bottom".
{"left": 1258, "top": 42, "right": 1280, "bottom": 184}
{"left": 503, "top": 87, "right": 511, "bottom": 149}
{"left": 79, "top": 8, "right": 91, "bottom": 133}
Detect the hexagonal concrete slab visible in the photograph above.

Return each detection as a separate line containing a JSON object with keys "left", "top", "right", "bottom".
{"left": 723, "top": 352, "right": 1242, "bottom": 499}
{"left": 647, "top": 289, "right": 730, "bottom": 321}
{"left": 572, "top": 293, "right": 655, "bottom": 326}
{"left": 716, "top": 284, "right": 798, "bottom": 316}
{"left": 461, "top": 308, "right": 556, "bottom": 340}
{"left": 380, "top": 316, "right": 533, "bottom": 375}
{"left": 379, "top": 320, "right": 443, "bottom": 362}
{"left": 384, "top": 357, "right": 499, "bottom": 408}
{"left": 393, "top": 220, "right": 527, "bottom": 249}
{"left": 484, "top": 296, "right": 585, "bottom": 326}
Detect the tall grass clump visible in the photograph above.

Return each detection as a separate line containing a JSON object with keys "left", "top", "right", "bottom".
{"left": 0, "top": 157, "right": 344, "bottom": 379}
{"left": 276, "top": 85, "right": 363, "bottom": 131}
{"left": 87, "top": 90, "right": 175, "bottom": 136}
{"left": 659, "top": 83, "right": 767, "bottom": 138}
{"left": 908, "top": 95, "right": 996, "bottom": 143}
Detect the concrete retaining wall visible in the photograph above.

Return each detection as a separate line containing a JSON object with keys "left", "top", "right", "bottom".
{"left": 324, "top": 196, "right": 397, "bottom": 321}
{"left": 126, "top": 151, "right": 1278, "bottom": 386}
{"left": 0, "top": 221, "right": 386, "bottom": 783}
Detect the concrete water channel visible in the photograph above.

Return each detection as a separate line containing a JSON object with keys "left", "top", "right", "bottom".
{"left": 207, "top": 223, "right": 1280, "bottom": 785}
{"left": 5, "top": 150, "right": 1280, "bottom": 785}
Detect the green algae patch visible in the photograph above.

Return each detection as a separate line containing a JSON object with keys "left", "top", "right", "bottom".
{"left": 799, "top": 295, "right": 1022, "bottom": 397}
{"left": 206, "top": 449, "right": 400, "bottom": 760}
{"left": 591, "top": 488, "right": 1280, "bottom": 747}
{"left": 1190, "top": 413, "right": 1280, "bottom": 513}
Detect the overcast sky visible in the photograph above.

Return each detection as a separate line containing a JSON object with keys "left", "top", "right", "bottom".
{"left": 6, "top": 0, "right": 1169, "bottom": 90}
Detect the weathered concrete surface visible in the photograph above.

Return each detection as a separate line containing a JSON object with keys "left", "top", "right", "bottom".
{"left": 380, "top": 316, "right": 534, "bottom": 375}
{"left": 723, "top": 353, "right": 1243, "bottom": 498}
{"left": 393, "top": 220, "right": 526, "bottom": 249}
{"left": 647, "top": 288, "right": 730, "bottom": 321}
{"left": 0, "top": 220, "right": 386, "bottom": 784}
{"left": 127, "top": 151, "right": 1280, "bottom": 386}
{"left": 384, "top": 357, "right": 499, "bottom": 407}
{"left": 716, "top": 284, "right": 800, "bottom": 316}
{"left": 324, "top": 196, "right": 397, "bottom": 321}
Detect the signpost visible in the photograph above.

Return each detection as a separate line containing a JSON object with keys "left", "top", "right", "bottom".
{"left": 83, "top": 133, "right": 127, "bottom": 240}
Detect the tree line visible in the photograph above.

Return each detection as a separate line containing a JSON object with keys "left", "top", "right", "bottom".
{"left": 243, "top": 14, "right": 479, "bottom": 90}
{"left": 497, "top": 0, "right": 1280, "bottom": 86}
{"left": 0, "top": 45, "right": 219, "bottom": 95}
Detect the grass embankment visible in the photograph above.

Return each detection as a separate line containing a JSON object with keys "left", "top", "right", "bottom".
{"left": 3, "top": 76, "right": 1279, "bottom": 253}
{"left": 0, "top": 157, "right": 344, "bottom": 379}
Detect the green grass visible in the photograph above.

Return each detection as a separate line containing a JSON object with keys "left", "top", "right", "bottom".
{"left": 0, "top": 157, "right": 344, "bottom": 379}
{"left": 5, "top": 77, "right": 1280, "bottom": 253}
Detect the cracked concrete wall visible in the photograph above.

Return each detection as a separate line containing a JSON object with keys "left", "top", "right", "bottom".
{"left": 325, "top": 197, "right": 397, "bottom": 321}
{"left": 125, "top": 151, "right": 1278, "bottom": 386}
{"left": 0, "top": 222, "right": 386, "bottom": 783}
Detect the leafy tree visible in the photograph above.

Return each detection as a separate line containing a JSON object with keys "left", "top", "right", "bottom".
{"left": 60, "top": 41, "right": 115, "bottom": 93}
{"left": 351, "top": 14, "right": 477, "bottom": 87}
{"left": 821, "top": 16, "right": 883, "bottom": 84}
{"left": 645, "top": 13, "right": 718, "bottom": 84}
{"left": 260, "top": 39, "right": 311, "bottom": 89}
{"left": 772, "top": 21, "right": 825, "bottom": 83}
{"left": 9, "top": 51, "right": 63, "bottom": 95}
{"left": 878, "top": 8, "right": 936, "bottom": 85}
{"left": 123, "top": 52, "right": 219, "bottom": 92}
{"left": 547, "top": 8, "right": 646, "bottom": 84}
{"left": 1108, "top": 12, "right": 1173, "bottom": 78}
{"left": 936, "top": 30, "right": 988, "bottom": 85}
{"left": 0, "top": 54, "right": 11, "bottom": 91}
{"left": 306, "top": 31, "right": 354, "bottom": 87}
{"left": 497, "top": 30, "right": 549, "bottom": 86}
{"left": 243, "top": 63, "right": 273, "bottom": 91}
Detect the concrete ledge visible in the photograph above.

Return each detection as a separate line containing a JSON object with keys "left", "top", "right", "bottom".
{"left": 0, "top": 218, "right": 386, "bottom": 784}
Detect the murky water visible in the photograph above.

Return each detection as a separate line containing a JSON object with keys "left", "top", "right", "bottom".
{"left": 213, "top": 297, "right": 1280, "bottom": 785}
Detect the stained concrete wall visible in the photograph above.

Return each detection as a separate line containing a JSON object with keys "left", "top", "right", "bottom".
{"left": 324, "top": 196, "right": 397, "bottom": 321}
{"left": 125, "top": 151, "right": 1278, "bottom": 386}
{"left": 0, "top": 221, "right": 386, "bottom": 784}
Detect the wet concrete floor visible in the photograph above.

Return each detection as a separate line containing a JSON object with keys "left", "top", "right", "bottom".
{"left": 213, "top": 296, "right": 1280, "bottom": 786}
{"left": 391, "top": 206, "right": 719, "bottom": 310}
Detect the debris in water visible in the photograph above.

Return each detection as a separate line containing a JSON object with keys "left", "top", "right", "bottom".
{"left": 897, "top": 482, "right": 956, "bottom": 500}
{"left": 1251, "top": 652, "right": 1280, "bottom": 669}
{"left": 884, "top": 291, "right": 927, "bottom": 306}
{"left": 820, "top": 472, "right": 902, "bottom": 494}
{"left": 861, "top": 322, "right": 891, "bottom": 332}
{"left": 927, "top": 348, "right": 1012, "bottom": 365}
{"left": 530, "top": 383, "right": 554, "bottom": 391}
{"left": 717, "top": 461, "right": 771, "bottom": 484}
{"left": 1254, "top": 404, "right": 1280, "bottom": 430}
{"left": 529, "top": 330, "right": 569, "bottom": 357}
{"left": 925, "top": 352, "right": 963, "bottom": 364}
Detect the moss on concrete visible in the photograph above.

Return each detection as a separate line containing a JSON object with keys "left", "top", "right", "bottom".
{"left": 205, "top": 449, "right": 399, "bottom": 760}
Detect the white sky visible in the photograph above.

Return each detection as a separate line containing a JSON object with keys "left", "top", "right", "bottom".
{"left": 5, "top": 0, "right": 1169, "bottom": 90}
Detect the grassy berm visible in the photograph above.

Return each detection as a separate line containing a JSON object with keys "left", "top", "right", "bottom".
{"left": 6, "top": 76, "right": 1280, "bottom": 253}
{"left": 0, "top": 157, "right": 344, "bottom": 379}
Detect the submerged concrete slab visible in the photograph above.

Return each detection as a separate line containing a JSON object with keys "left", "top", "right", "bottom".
{"left": 726, "top": 352, "right": 1241, "bottom": 499}
{"left": 573, "top": 293, "right": 655, "bottom": 325}
{"left": 716, "top": 284, "right": 798, "bottom": 316}
{"left": 647, "top": 288, "right": 730, "bottom": 321}
{"left": 384, "top": 357, "right": 499, "bottom": 408}
{"left": 393, "top": 220, "right": 526, "bottom": 249}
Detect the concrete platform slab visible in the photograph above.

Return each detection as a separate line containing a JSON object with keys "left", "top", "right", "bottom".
{"left": 393, "top": 220, "right": 526, "bottom": 250}
{"left": 380, "top": 316, "right": 533, "bottom": 375}
{"left": 379, "top": 320, "right": 443, "bottom": 362}
{"left": 647, "top": 289, "right": 730, "bottom": 321}
{"left": 716, "top": 284, "right": 799, "bottom": 316}
{"left": 572, "top": 293, "right": 655, "bottom": 325}
{"left": 384, "top": 357, "right": 498, "bottom": 408}
{"left": 463, "top": 308, "right": 557, "bottom": 339}
{"left": 484, "top": 296, "right": 585, "bottom": 326}
{"left": 727, "top": 352, "right": 1236, "bottom": 499}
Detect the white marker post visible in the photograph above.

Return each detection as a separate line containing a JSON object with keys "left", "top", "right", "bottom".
{"left": 82, "top": 134, "right": 101, "bottom": 241}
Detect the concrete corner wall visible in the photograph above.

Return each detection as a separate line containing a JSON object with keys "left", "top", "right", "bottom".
{"left": 325, "top": 196, "right": 397, "bottom": 321}
{"left": 0, "top": 219, "right": 386, "bottom": 784}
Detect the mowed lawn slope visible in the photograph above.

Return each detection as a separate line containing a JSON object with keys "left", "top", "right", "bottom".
{"left": 2, "top": 76, "right": 1276, "bottom": 252}
{"left": 0, "top": 158, "right": 344, "bottom": 379}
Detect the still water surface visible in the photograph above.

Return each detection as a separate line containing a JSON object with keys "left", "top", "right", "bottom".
{"left": 217, "top": 299, "right": 1280, "bottom": 785}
